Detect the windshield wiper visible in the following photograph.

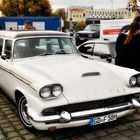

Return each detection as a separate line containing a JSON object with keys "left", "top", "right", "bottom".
{"left": 39, "top": 52, "right": 53, "bottom": 56}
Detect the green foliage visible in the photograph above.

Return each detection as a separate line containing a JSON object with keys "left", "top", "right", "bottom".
{"left": 0, "top": 0, "right": 52, "bottom": 16}
{"left": 75, "top": 21, "right": 86, "bottom": 31}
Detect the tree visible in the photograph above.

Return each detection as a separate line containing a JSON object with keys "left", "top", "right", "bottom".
{"left": 129, "top": 0, "right": 140, "bottom": 14}
{"left": 0, "top": 0, "right": 20, "bottom": 16}
{"left": 130, "top": 0, "right": 137, "bottom": 5}
{"left": 75, "top": 21, "right": 86, "bottom": 31}
{"left": 0, "top": 0, "right": 52, "bottom": 16}
{"left": 27, "top": 0, "right": 52, "bottom": 16}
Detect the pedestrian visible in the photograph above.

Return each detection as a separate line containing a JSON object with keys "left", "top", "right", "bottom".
{"left": 62, "top": 27, "right": 66, "bottom": 32}
{"left": 115, "top": 20, "right": 140, "bottom": 71}
{"left": 57, "top": 27, "right": 61, "bottom": 31}
{"left": 24, "top": 21, "right": 36, "bottom": 30}
{"left": 120, "top": 16, "right": 140, "bottom": 33}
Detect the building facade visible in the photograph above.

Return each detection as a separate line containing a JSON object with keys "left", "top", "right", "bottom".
{"left": 67, "top": 6, "right": 89, "bottom": 22}
{"left": 67, "top": 6, "right": 130, "bottom": 22}
{"left": 87, "top": 8, "right": 129, "bottom": 19}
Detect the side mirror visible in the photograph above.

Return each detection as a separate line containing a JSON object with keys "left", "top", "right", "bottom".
{"left": 100, "top": 54, "right": 112, "bottom": 63}
{"left": 78, "top": 46, "right": 93, "bottom": 55}
{"left": 106, "top": 57, "right": 112, "bottom": 63}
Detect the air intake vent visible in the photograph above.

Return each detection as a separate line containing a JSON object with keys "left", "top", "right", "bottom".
{"left": 82, "top": 72, "right": 100, "bottom": 77}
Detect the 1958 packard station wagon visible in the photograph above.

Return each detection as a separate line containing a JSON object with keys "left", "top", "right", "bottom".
{"left": 0, "top": 30, "right": 140, "bottom": 131}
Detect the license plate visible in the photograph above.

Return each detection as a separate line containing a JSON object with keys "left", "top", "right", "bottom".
{"left": 90, "top": 113, "right": 117, "bottom": 126}
{"left": 80, "top": 38, "right": 85, "bottom": 40}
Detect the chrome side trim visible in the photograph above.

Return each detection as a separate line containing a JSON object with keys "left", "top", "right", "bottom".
{"left": 0, "top": 66, "right": 32, "bottom": 85}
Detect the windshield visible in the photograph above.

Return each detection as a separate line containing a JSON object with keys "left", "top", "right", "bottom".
{"left": 84, "top": 24, "right": 99, "bottom": 31}
{"left": 14, "top": 37, "right": 78, "bottom": 59}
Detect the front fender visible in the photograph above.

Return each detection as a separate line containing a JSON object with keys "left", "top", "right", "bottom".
{"left": 98, "top": 62, "right": 140, "bottom": 86}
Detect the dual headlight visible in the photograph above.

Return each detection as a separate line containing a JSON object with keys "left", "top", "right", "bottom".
{"left": 39, "top": 84, "right": 63, "bottom": 99}
{"left": 129, "top": 74, "right": 140, "bottom": 87}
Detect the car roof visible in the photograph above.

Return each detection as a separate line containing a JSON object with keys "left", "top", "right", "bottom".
{"left": 0, "top": 30, "right": 69, "bottom": 39}
{"left": 80, "top": 38, "right": 116, "bottom": 45}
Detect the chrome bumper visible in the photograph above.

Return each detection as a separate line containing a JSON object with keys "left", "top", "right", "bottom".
{"left": 27, "top": 98, "right": 140, "bottom": 124}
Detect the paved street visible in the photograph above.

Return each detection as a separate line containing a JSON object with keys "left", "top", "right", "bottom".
{"left": 1, "top": 91, "right": 140, "bottom": 140}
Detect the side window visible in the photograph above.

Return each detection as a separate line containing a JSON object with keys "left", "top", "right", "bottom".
{"left": 0, "top": 38, "right": 3, "bottom": 55}
{"left": 93, "top": 43, "right": 113, "bottom": 63}
{"left": 94, "top": 43, "right": 110, "bottom": 56}
{"left": 4, "top": 40, "right": 12, "bottom": 59}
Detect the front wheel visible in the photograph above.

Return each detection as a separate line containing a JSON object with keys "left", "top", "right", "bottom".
{"left": 17, "top": 95, "right": 33, "bottom": 128}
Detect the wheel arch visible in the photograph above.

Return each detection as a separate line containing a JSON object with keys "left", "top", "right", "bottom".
{"left": 15, "top": 90, "right": 24, "bottom": 105}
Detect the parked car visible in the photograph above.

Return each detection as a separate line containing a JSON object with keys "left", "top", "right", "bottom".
{"left": 75, "top": 24, "right": 100, "bottom": 46}
{"left": 78, "top": 39, "right": 116, "bottom": 64}
{"left": 0, "top": 31, "right": 140, "bottom": 131}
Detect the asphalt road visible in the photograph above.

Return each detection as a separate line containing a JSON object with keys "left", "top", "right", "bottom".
{"left": 0, "top": 90, "right": 140, "bottom": 140}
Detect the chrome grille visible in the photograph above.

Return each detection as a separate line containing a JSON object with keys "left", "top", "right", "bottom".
{"left": 42, "top": 95, "right": 135, "bottom": 116}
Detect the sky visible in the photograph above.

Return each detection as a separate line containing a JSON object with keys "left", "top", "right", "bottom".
{"left": 49, "top": 0, "right": 128, "bottom": 9}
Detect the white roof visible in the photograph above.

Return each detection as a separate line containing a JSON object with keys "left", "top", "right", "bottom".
{"left": 81, "top": 38, "right": 116, "bottom": 44}
{"left": 0, "top": 30, "right": 68, "bottom": 39}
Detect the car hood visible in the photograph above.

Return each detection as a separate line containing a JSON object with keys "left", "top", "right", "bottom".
{"left": 13, "top": 55, "right": 140, "bottom": 104}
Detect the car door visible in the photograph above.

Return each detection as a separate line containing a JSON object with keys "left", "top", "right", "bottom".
{"left": 0, "top": 39, "right": 13, "bottom": 95}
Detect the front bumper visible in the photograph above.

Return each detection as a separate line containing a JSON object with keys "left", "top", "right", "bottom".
{"left": 27, "top": 98, "right": 140, "bottom": 130}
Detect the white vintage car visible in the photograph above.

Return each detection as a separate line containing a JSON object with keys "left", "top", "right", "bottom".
{"left": 0, "top": 30, "right": 140, "bottom": 131}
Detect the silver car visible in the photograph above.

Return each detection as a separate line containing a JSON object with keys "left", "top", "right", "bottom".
{"left": 78, "top": 39, "right": 116, "bottom": 64}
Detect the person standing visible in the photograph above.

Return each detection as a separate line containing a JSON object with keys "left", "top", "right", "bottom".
{"left": 24, "top": 21, "right": 36, "bottom": 30}
{"left": 115, "top": 21, "right": 140, "bottom": 71}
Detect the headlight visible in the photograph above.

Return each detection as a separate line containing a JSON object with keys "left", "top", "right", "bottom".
{"left": 52, "top": 85, "right": 63, "bottom": 97}
{"left": 129, "top": 76, "right": 137, "bottom": 86}
{"left": 39, "top": 87, "right": 51, "bottom": 98}
{"left": 39, "top": 84, "right": 63, "bottom": 99}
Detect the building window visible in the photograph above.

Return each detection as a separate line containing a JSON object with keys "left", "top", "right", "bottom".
{"left": 83, "top": 13, "right": 85, "bottom": 17}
